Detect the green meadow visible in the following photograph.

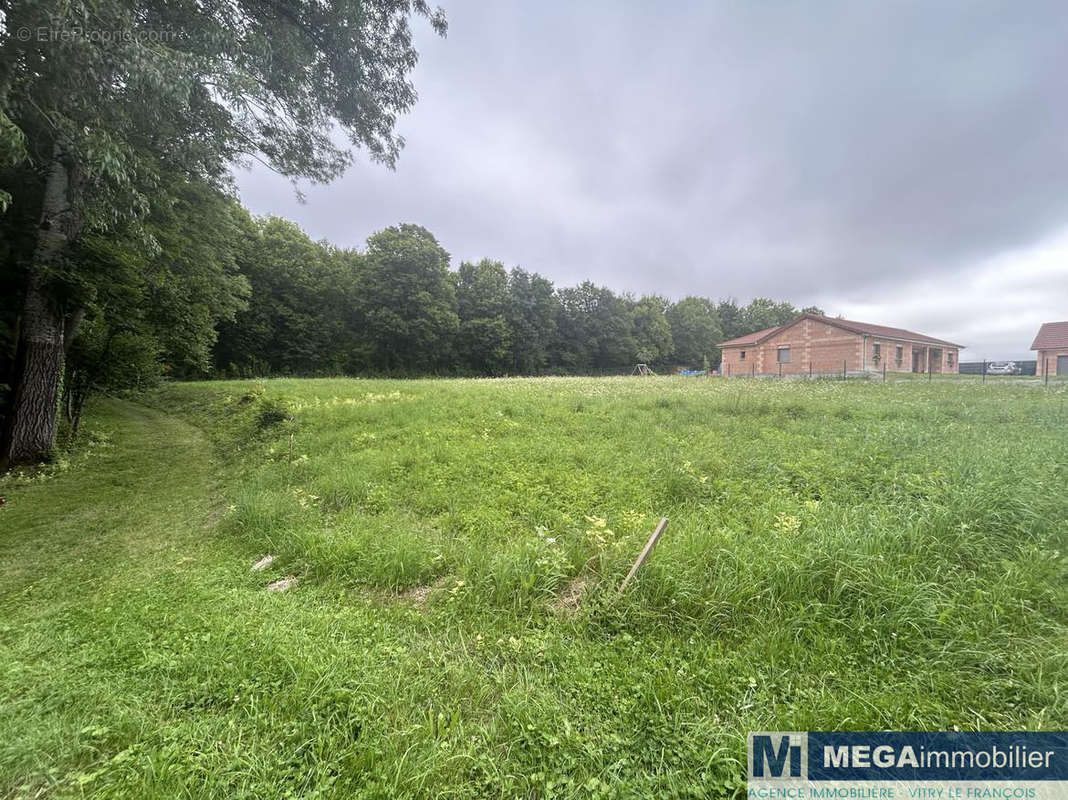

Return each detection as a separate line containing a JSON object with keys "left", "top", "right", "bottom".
{"left": 1, "top": 377, "right": 1066, "bottom": 798}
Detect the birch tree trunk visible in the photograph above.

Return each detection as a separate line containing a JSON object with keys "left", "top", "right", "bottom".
{"left": 0, "top": 148, "right": 83, "bottom": 466}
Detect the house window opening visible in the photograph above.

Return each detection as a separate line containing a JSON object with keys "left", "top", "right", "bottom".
{"left": 740, "top": 350, "right": 746, "bottom": 360}
{"left": 777, "top": 346, "right": 790, "bottom": 363}
{"left": 895, "top": 345, "right": 903, "bottom": 366}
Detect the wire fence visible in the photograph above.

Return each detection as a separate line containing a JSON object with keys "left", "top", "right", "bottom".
{"left": 958, "top": 360, "right": 1036, "bottom": 376}
{"left": 712, "top": 358, "right": 1068, "bottom": 384}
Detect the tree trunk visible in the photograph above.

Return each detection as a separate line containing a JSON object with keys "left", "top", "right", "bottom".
{"left": 0, "top": 148, "right": 83, "bottom": 467}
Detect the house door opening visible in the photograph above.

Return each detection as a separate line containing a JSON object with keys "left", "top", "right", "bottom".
{"left": 929, "top": 348, "right": 942, "bottom": 373}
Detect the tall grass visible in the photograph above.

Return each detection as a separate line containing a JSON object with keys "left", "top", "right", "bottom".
{"left": 169, "top": 377, "right": 1068, "bottom": 617}
{"left": 0, "top": 377, "right": 1064, "bottom": 798}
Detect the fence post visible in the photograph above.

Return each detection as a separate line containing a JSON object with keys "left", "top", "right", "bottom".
{"left": 842, "top": 360, "right": 846, "bottom": 378}
{"left": 727, "top": 363, "right": 730, "bottom": 377}
{"left": 751, "top": 363, "right": 755, "bottom": 378}
{"left": 982, "top": 360, "right": 986, "bottom": 383}
{"left": 882, "top": 362, "right": 886, "bottom": 381}
{"left": 779, "top": 362, "right": 782, "bottom": 378}
{"left": 809, "top": 361, "right": 812, "bottom": 378}
{"left": 1045, "top": 359, "right": 1049, "bottom": 386}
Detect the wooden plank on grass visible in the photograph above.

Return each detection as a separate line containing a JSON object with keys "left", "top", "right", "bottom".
{"left": 618, "top": 517, "right": 669, "bottom": 594}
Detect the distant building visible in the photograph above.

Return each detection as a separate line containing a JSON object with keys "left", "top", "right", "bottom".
{"left": 1030, "top": 321, "right": 1068, "bottom": 377}
{"left": 719, "top": 313, "right": 963, "bottom": 376}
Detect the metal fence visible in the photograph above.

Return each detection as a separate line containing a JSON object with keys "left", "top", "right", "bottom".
{"left": 715, "top": 358, "right": 1066, "bottom": 383}
{"left": 720, "top": 361, "right": 922, "bottom": 379}
{"left": 958, "top": 360, "right": 1036, "bottom": 376}
{"left": 719, "top": 359, "right": 942, "bottom": 379}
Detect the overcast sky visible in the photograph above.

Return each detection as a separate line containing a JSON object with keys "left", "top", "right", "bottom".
{"left": 239, "top": 1, "right": 1068, "bottom": 360}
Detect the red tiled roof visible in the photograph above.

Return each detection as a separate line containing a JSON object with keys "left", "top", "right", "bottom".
{"left": 718, "top": 324, "right": 782, "bottom": 347}
{"left": 828, "top": 317, "right": 963, "bottom": 348}
{"left": 719, "top": 313, "right": 964, "bottom": 348}
{"left": 1031, "top": 321, "right": 1068, "bottom": 350}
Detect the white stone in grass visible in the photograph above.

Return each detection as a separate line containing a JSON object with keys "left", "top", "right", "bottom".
{"left": 251, "top": 554, "right": 275, "bottom": 572}
{"left": 266, "top": 577, "right": 296, "bottom": 592}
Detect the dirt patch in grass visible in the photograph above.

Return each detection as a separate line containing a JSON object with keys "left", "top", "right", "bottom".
{"left": 396, "top": 575, "right": 449, "bottom": 606}
{"left": 552, "top": 574, "right": 593, "bottom": 612}
{"left": 202, "top": 505, "right": 226, "bottom": 529}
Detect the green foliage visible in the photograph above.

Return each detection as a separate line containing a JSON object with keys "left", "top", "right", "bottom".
{"left": 455, "top": 259, "right": 511, "bottom": 374}
{"left": 359, "top": 224, "right": 459, "bottom": 373}
{"left": 554, "top": 281, "right": 636, "bottom": 371}
{"left": 140, "top": 183, "right": 251, "bottom": 376}
{"left": 1, "top": 0, "right": 448, "bottom": 193}
{"left": 67, "top": 326, "right": 162, "bottom": 398}
{"left": 507, "top": 267, "right": 557, "bottom": 373}
{"left": 741, "top": 297, "right": 805, "bottom": 333}
{"left": 668, "top": 296, "right": 722, "bottom": 366}
{"left": 57, "top": 179, "right": 250, "bottom": 435}
{"left": 630, "top": 295, "right": 674, "bottom": 365}
{"left": 254, "top": 397, "right": 292, "bottom": 429}
{"left": 207, "top": 219, "right": 818, "bottom": 377}
{"left": 2, "top": 378, "right": 1065, "bottom": 797}
{"left": 715, "top": 298, "right": 747, "bottom": 341}
{"left": 716, "top": 297, "right": 819, "bottom": 349}
{"left": 214, "top": 217, "right": 352, "bottom": 376}
{"left": 0, "top": 0, "right": 446, "bottom": 463}
{"left": 0, "top": 109, "right": 27, "bottom": 213}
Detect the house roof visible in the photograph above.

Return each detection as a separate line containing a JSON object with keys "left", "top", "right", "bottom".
{"left": 1030, "top": 320, "right": 1068, "bottom": 350}
{"left": 718, "top": 324, "right": 783, "bottom": 347}
{"left": 719, "top": 313, "right": 964, "bottom": 349}
{"left": 827, "top": 317, "right": 964, "bottom": 347}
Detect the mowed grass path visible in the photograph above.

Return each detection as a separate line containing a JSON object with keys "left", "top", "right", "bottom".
{"left": 1, "top": 378, "right": 1067, "bottom": 798}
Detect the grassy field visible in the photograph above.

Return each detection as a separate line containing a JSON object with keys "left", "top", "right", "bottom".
{"left": 1, "top": 376, "right": 1066, "bottom": 798}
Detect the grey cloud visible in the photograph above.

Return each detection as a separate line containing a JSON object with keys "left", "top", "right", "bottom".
{"left": 238, "top": 0, "right": 1068, "bottom": 357}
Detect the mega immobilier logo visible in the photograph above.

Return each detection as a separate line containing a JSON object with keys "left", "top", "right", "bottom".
{"left": 747, "top": 732, "right": 1068, "bottom": 799}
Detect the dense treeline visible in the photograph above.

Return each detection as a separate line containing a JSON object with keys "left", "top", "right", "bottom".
{"left": 0, "top": 0, "right": 814, "bottom": 464}
{"left": 0, "top": 0, "right": 446, "bottom": 465}
{"left": 0, "top": 174, "right": 818, "bottom": 446}
{"left": 210, "top": 216, "right": 820, "bottom": 378}
{"left": 1, "top": 203, "right": 821, "bottom": 440}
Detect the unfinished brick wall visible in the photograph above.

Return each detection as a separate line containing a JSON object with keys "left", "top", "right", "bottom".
{"left": 720, "top": 317, "right": 961, "bottom": 375}
{"left": 868, "top": 337, "right": 907, "bottom": 372}
{"left": 719, "top": 345, "right": 757, "bottom": 376}
{"left": 865, "top": 338, "right": 958, "bottom": 373}
{"left": 766, "top": 316, "right": 857, "bottom": 374}
{"left": 1036, "top": 349, "right": 1068, "bottom": 376}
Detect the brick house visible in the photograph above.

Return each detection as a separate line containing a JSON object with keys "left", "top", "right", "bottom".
{"left": 1031, "top": 321, "right": 1068, "bottom": 377}
{"left": 719, "top": 313, "right": 963, "bottom": 376}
